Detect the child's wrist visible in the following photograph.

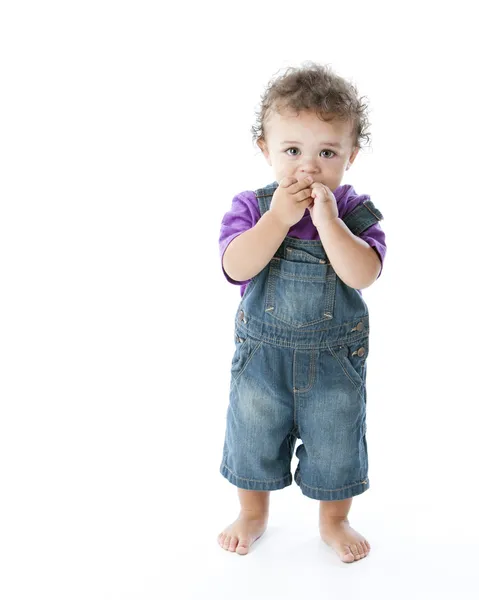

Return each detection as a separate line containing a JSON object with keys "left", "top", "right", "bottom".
{"left": 265, "top": 209, "right": 290, "bottom": 234}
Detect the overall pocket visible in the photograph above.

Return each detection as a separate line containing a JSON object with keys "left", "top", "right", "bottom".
{"left": 230, "top": 333, "right": 263, "bottom": 380}
{"left": 265, "top": 254, "right": 336, "bottom": 328}
{"left": 330, "top": 337, "right": 369, "bottom": 391}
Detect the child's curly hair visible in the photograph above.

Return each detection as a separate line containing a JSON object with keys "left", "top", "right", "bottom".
{"left": 252, "top": 61, "right": 371, "bottom": 151}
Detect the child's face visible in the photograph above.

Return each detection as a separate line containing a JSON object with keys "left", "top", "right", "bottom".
{"left": 258, "top": 108, "right": 360, "bottom": 191}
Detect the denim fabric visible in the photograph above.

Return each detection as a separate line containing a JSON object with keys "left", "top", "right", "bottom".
{"left": 220, "top": 181, "right": 384, "bottom": 501}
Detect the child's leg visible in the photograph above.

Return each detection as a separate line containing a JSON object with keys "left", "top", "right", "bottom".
{"left": 319, "top": 498, "right": 371, "bottom": 562}
{"left": 218, "top": 489, "right": 270, "bottom": 555}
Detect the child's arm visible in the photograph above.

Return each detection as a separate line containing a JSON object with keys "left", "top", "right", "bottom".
{"left": 317, "top": 218, "right": 381, "bottom": 290}
{"left": 223, "top": 210, "right": 289, "bottom": 282}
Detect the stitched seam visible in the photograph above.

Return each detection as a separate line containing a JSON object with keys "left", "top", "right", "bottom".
{"left": 297, "top": 473, "right": 368, "bottom": 493}
{"left": 222, "top": 463, "right": 291, "bottom": 484}
{"left": 293, "top": 349, "right": 298, "bottom": 426}
{"left": 265, "top": 263, "right": 276, "bottom": 310}
{"left": 231, "top": 339, "right": 264, "bottom": 382}
{"left": 285, "top": 248, "right": 328, "bottom": 264}
{"left": 364, "top": 201, "right": 383, "bottom": 220}
{"left": 265, "top": 312, "right": 333, "bottom": 329}
{"left": 269, "top": 270, "right": 330, "bottom": 283}
{"left": 295, "top": 350, "right": 317, "bottom": 394}
{"left": 235, "top": 321, "right": 369, "bottom": 349}
{"left": 325, "top": 267, "right": 335, "bottom": 314}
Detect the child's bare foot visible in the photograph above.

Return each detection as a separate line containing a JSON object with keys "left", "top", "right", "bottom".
{"left": 320, "top": 518, "right": 371, "bottom": 563}
{"left": 218, "top": 512, "right": 268, "bottom": 555}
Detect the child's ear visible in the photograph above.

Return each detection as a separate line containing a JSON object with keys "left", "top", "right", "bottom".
{"left": 346, "top": 146, "right": 360, "bottom": 170}
{"left": 257, "top": 139, "right": 272, "bottom": 165}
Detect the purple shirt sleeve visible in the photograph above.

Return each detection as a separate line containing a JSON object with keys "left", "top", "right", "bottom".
{"left": 218, "top": 191, "right": 259, "bottom": 286}
{"left": 358, "top": 222, "right": 386, "bottom": 278}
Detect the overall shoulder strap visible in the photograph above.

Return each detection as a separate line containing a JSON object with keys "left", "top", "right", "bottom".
{"left": 343, "top": 199, "right": 384, "bottom": 236}
{"left": 254, "top": 182, "right": 278, "bottom": 216}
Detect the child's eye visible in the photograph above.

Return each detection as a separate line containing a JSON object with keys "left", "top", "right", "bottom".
{"left": 285, "top": 148, "right": 336, "bottom": 158}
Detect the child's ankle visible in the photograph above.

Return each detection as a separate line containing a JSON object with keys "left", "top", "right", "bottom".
{"left": 239, "top": 508, "right": 269, "bottom": 520}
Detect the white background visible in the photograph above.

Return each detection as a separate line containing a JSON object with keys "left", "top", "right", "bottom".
{"left": 1, "top": 1, "right": 478, "bottom": 599}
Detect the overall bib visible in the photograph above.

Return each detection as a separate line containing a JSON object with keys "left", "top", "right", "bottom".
{"left": 220, "top": 181, "right": 384, "bottom": 501}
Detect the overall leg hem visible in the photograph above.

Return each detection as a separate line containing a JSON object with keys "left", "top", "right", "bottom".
{"left": 220, "top": 462, "right": 292, "bottom": 491}
{"left": 295, "top": 471, "right": 370, "bottom": 501}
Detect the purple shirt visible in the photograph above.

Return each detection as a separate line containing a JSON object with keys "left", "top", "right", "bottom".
{"left": 219, "top": 184, "right": 387, "bottom": 296}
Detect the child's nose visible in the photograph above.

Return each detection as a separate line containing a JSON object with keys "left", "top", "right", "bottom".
{"left": 300, "top": 166, "right": 320, "bottom": 179}
{"left": 300, "top": 159, "right": 320, "bottom": 174}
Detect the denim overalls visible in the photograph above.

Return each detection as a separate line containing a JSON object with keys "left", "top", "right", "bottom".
{"left": 220, "top": 181, "right": 384, "bottom": 501}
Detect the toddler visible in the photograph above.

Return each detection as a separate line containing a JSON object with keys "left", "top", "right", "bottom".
{"left": 217, "top": 62, "right": 387, "bottom": 563}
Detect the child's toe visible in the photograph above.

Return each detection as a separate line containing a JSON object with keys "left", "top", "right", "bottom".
{"left": 236, "top": 538, "right": 250, "bottom": 555}
{"left": 222, "top": 535, "right": 231, "bottom": 550}
{"left": 228, "top": 537, "right": 239, "bottom": 552}
{"left": 351, "top": 544, "right": 362, "bottom": 560}
{"left": 340, "top": 545, "right": 355, "bottom": 563}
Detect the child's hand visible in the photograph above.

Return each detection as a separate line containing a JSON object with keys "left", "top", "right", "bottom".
{"left": 270, "top": 176, "right": 314, "bottom": 228}
{"left": 308, "top": 182, "right": 338, "bottom": 228}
